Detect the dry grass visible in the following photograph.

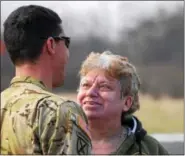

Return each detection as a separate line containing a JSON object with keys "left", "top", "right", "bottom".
{"left": 135, "top": 94, "right": 184, "bottom": 134}
{"left": 58, "top": 92, "right": 184, "bottom": 134}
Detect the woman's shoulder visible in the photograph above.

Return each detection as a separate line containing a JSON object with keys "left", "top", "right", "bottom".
{"left": 141, "top": 134, "right": 169, "bottom": 155}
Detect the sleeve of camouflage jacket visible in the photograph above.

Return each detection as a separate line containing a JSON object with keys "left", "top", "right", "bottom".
{"left": 32, "top": 98, "right": 92, "bottom": 155}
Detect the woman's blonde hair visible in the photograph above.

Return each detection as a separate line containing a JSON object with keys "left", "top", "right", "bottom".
{"left": 79, "top": 51, "right": 141, "bottom": 115}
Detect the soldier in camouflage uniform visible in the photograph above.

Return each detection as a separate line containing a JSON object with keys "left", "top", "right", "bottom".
{"left": 1, "top": 5, "right": 91, "bottom": 155}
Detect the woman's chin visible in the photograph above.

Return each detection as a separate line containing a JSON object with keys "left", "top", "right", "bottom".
{"left": 84, "top": 110, "right": 102, "bottom": 120}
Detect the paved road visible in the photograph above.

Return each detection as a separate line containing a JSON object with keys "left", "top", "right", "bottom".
{"left": 152, "top": 134, "right": 184, "bottom": 154}
{"left": 161, "top": 141, "right": 184, "bottom": 155}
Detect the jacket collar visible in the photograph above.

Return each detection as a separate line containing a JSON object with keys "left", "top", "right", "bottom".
{"left": 10, "top": 76, "right": 47, "bottom": 90}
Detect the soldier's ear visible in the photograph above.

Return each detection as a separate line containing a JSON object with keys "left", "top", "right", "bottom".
{"left": 122, "top": 96, "right": 132, "bottom": 112}
{"left": 45, "top": 37, "right": 56, "bottom": 56}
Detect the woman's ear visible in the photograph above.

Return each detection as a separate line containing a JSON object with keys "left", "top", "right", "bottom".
{"left": 122, "top": 96, "right": 133, "bottom": 112}
{"left": 46, "top": 37, "right": 56, "bottom": 56}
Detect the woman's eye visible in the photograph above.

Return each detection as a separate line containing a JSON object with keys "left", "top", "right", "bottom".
{"left": 99, "top": 84, "right": 111, "bottom": 89}
{"left": 81, "top": 83, "right": 90, "bottom": 88}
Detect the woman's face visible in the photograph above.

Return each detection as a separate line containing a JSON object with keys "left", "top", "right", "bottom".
{"left": 77, "top": 69, "right": 124, "bottom": 120}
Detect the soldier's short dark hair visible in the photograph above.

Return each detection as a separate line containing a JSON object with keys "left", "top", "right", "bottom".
{"left": 3, "top": 5, "right": 62, "bottom": 65}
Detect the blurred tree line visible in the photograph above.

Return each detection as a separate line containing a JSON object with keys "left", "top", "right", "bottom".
{"left": 1, "top": 7, "right": 183, "bottom": 99}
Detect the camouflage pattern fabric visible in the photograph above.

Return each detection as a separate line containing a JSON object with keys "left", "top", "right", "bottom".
{"left": 1, "top": 76, "right": 92, "bottom": 155}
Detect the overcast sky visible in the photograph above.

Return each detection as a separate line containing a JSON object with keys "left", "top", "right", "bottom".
{"left": 1, "top": 1, "right": 183, "bottom": 40}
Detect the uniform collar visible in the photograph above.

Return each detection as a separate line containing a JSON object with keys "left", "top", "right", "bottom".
{"left": 10, "top": 76, "right": 47, "bottom": 90}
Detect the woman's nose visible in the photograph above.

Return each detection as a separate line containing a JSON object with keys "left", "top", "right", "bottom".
{"left": 86, "top": 85, "right": 98, "bottom": 97}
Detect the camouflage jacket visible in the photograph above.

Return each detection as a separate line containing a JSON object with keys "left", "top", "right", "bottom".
{"left": 1, "top": 76, "right": 92, "bottom": 155}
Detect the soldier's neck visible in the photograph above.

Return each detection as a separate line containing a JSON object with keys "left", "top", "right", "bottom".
{"left": 15, "top": 63, "right": 52, "bottom": 89}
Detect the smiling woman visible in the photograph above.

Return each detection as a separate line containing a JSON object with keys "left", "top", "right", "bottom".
{"left": 77, "top": 51, "right": 169, "bottom": 155}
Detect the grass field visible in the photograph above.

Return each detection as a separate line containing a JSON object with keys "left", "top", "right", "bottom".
{"left": 58, "top": 92, "right": 184, "bottom": 134}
